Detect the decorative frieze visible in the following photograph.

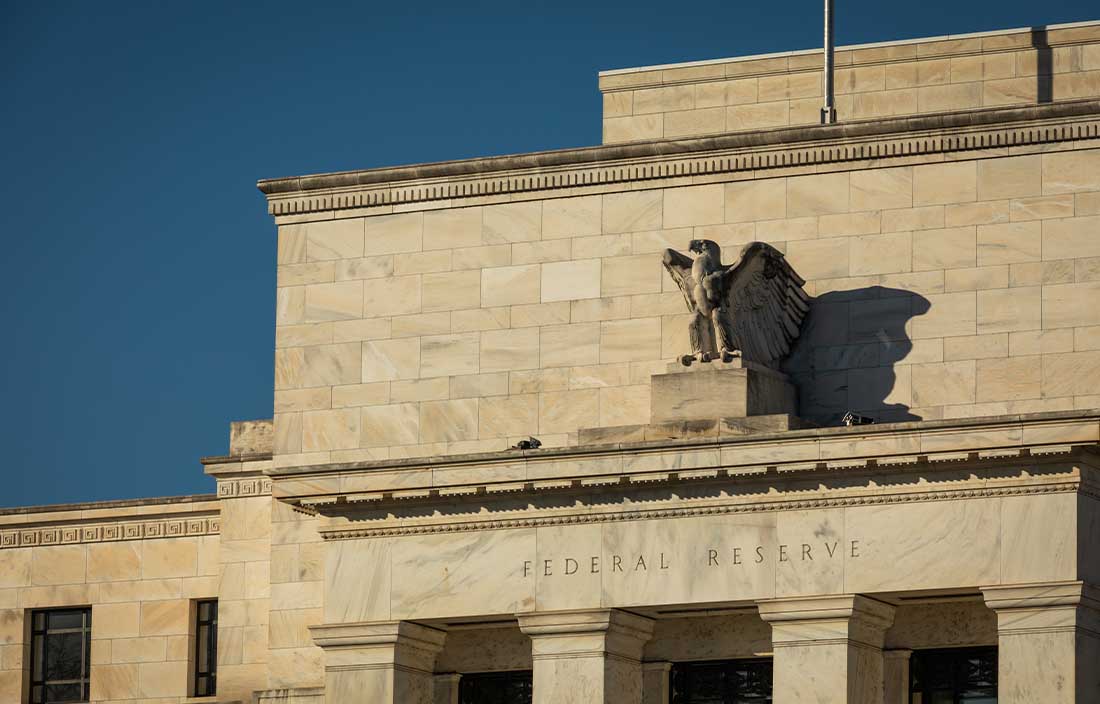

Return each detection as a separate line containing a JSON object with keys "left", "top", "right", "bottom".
{"left": 216, "top": 476, "right": 273, "bottom": 499}
{"left": 0, "top": 514, "right": 218, "bottom": 549}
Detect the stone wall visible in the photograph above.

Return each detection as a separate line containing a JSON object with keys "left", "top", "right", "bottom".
{"left": 0, "top": 498, "right": 219, "bottom": 702}
{"left": 600, "top": 22, "right": 1100, "bottom": 143}
{"left": 271, "top": 141, "right": 1100, "bottom": 462}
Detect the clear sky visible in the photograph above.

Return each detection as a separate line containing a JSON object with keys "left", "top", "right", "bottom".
{"left": 1, "top": 0, "right": 1094, "bottom": 507}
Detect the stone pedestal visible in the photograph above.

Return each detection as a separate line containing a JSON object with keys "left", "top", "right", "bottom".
{"left": 518, "top": 609, "right": 655, "bottom": 704}
{"left": 650, "top": 359, "right": 796, "bottom": 424}
{"left": 309, "top": 621, "right": 446, "bottom": 704}
{"left": 758, "top": 595, "right": 895, "bottom": 704}
{"left": 982, "top": 581, "right": 1100, "bottom": 704}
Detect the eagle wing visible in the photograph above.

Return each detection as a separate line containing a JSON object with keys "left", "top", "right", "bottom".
{"left": 721, "top": 242, "right": 809, "bottom": 367}
{"left": 662, "top": 248, "right": 697, "bottom": 311}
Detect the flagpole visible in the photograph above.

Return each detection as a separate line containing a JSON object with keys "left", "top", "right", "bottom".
{"left": 821, "top": 0, "right": 837, "bottom": 124}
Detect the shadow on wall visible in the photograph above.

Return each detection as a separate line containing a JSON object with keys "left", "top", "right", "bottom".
{"left": 1033, "top": 27, "right": 1053, "bottom": 104}
{"left": 784, "top": 286, "right": 930, "bottom": 426}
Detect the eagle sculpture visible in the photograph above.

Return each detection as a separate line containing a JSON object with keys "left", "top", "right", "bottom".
{"left": 662, "top": 240, "right": 809, "bottom": 368}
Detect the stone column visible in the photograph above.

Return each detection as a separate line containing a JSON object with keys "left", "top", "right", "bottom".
{"left": 641, "top": 661, "right": 671, "bottom": 704}
{"left": 433, "top": 673, "right": 462, "bottom": 704}
{"left": 518, "top": 609, "right": 655, "bottom": 704}
{"left": 758, "top": 595, "right": 895, "bottom": 704}
{"left": 882, "top": 649, "right": 911, "bottom": 704}
{"left": 309, "top": 621, "right": 446, "bottom": 704}
{"left": 982, "top": 581, "right": 1100, "bottom": 704}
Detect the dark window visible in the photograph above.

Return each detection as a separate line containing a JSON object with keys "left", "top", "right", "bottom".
{"left": 193, "top": 600, "right": 218, "bottom": 696}
{"left": 29, "top": 607, "right": 91, "bottom": 703}
{"left": 910, "top": 646, "right": 997, "bottom": 704}
{"left": 670, "top": 658, "right": 773, "bottom": 704}
{"left": 458, "top": 670, "right": 532, "bottom": 704}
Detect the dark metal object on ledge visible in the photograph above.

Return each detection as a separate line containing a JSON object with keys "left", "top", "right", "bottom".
{"left": 843, "top": 412, "right": 876, "bottom": 427}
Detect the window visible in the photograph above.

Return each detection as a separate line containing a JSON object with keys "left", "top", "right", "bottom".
{"left": 910, "top": 646, "right": 997, "bottom": 704}
{"left": 457, "top": 670, "right": 532, "bottom": 704}
{"left": 670, "top": 658, "right": 773, "bottom": 704}
{"left": 29, "top": 607, "right": 91, "bottom": 703}
{"left": 193, "top": 600, "right": 218, "bottom": 697}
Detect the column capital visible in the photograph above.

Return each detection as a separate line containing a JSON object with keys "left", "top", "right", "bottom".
{"left": 518, "top": 608, "right": 655, "bottom": 660}
{"left": 310, "top": 620, "right": 448, "bottom": 653}
{"left": 982, "top": 580, "right": 1100, "bottom": 612}
{"left": 757, "top": 594, "right": 895, "bottom": 647}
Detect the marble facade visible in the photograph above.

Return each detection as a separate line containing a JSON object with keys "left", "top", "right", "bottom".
{"left": 4, "top": 18, "right": 1100, "bottom": 704}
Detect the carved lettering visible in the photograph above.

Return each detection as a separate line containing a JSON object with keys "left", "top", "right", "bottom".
{"left": 635, "top": 555, "right": 647, "bottom": 571}
{"left": 613, "top": 555, "right": 623, "bottom": 572}
{"left": 733, "top": 547, "right": 742, "bottom": 565}
{"left": 851, "top": 540, "right": 860, "bottom": 558}
{"left": 779, "top": 544, "right": 789, "bottom": 562}
{"left": 755, "top": 546, "right": 765, "bottom": 563}
{"left": 708, "top": 548, "right": 719, "bottom": 566}
{"left": 660, "top": 552, "right": 670, "bottom": 569}
{"left": 825, "top": 541, "right": 838, "bottom": 558}
{"left": 543, "top": 559, "right": 552, "bottom": 576}
{"left": 591, "top": 556, "right": 600, "bottom": 574}
{"left": 802, "top": 544, "right": 812, "bottom": 561}
{"left": 565, "top": 558, "right": 578, "bottom": 575}
{"left": 523, "top": 560, "right": 532, "bottom": 577}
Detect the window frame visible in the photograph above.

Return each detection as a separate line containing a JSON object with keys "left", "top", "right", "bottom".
{"left": 669, "top": 656, "right": 774, "bottom": 703}
{"left": 456, "top": 669, "right": 533, "bottom": 704}
{"left": 192, "top": 599, "right": 218, "bottom": 697}
{"left": 28, "top": 606, "right": 92, "bottom": 704}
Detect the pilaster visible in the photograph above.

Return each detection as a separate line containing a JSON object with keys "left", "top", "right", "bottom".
{"left": 982, "top": 581, "right": 1100, "bottom": 704}
{"left": 518, "top": 609, "right": 655, "bottom": 704}
{"left": 757, "top": 594, "right": 895, "bottom": 704}
{"left": 641, "top": 661, "right": 671, "bottom": 704}
{"left": 309, "top": 621, "right": 446, "bottom": 704}
{"left": 882, "top": 649, "right": 912, "bottom": 704}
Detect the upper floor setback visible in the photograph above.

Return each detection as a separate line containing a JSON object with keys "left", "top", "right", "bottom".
{"left": 599, "top": 20, "right": 1100, "bottom": 142}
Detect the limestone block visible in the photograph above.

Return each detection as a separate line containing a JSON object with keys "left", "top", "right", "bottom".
{"left": 511, "top": 368, "right": 569, "bottom": 394}
{"left": 361, "top": 403, "right": 419, "bottom": 447}
{"left": 725, "top": 179, "right": 786, "bottom": 222}
{"left": 727, "top": 101, "right": 789, "bottom": 131}
{"left": 1042, "top": 351, "right": 1100, "bottom": 398}
{"left": 911, "top": 361, "right": 976, "bottom": 406}
{"left": 420, "top": 333, "right": 479, "bottom": 378}
{"left": 276, "top": 287, "right": 305, "bottom": 325}
{"left": 332, "top": 382, "right": 389, "bottom": 408}
{"left": 1010, "top": 194, "right": 1074, "bottom": 222}
{"left": 946, "top": 201, "right": 1010, "bottom": 227}
{"left": 138, "top": 600, "right": 189, "bottom": 637}
{"left": 274, "top": 413, "right": 302, "bottom": 454}
{"left": 278, "top": 261, "right": 336, "bottom": 288}
{"left": 603, "top": 91, "right": 633, "bottom": 117}
{"left": 944, "top": 265, "right": 1009, "bottom": 292}
{"left": 785, "top": 238, "right": 850, "bottom": 280}
{"left": 419, "top": 399, "right": 479, "bottom": 443}
{"left": 93, "top": 602, "right": 140, "bottom": 638}
{"left": 394, "top": 250, "right": 452, "bottom": 276}
{"left": 663, "top": 184, "right": 724, "bottom": 228}
{"left": 30, "top": 545, "right": 85, "bottom": 585}
{"left": 977, "top": 155, "right": 1041, "bottom": 200}
{"left": 480, "top": 327, "right": 540, "bottom": 372}
{"left": 479, "top": 394, "right": 538, "bottom": 438}
{"left": 275, "top": 387, "right": 332, "bottom": 413}
{"left": 332, "top": 318, "right": 391, "bottom": 343}
{"left": 86, "top": 542, "right": 141, "bottom": 583}
{"left": 601, "top": 254, "right": 663, "bottom": 298}
{"left": 976, "top": 286, "right": 1040, "bottom": 334}
{"left": 850, "top": 167, "right": 913, "bottom": 212}
{"left": 542, "top": 259, "right": 601, "bottom": 302}
{"left": 913, "top": 227, "right": 976, "bottom": 271}
{"left": 0, "top": 550, "right": 29, "bottom": 588}
{"left": 917, "top": 82, "right": 982, "bottom": 113}
{"left": 633, "top": 85, "right": 693, "bottom": 114}
{"left": 1042, "top": 149, "right": 1100, "bottom": 194}
{"left": 1008, "top": 329, "right": 1074, "bottom": 356}
{"left": 278, "top": 224, "right": 307, "bottom": 265}
{"left": 976, "top": 221, "right": 1041, "bottom": 265}
{"left": 364, "top": 213, "right": 423, "bottom": 256}
{"left": 541, "top": 322, "right": 601, "bottom": 368}
{"left": 302, "top": 408, "right": 360, "bottom": 452}
{"left": 450, "top": 372, "right": 509, "bottom": 399}
{"left": 650, "top": 362, "right": 797, "bottom": 423}
{"left": 787, "top": 173, "right": 850, "bottom": 217}
{"left": 1043, "top": 215, "right": 1100, "bottom": 261}
{"left": 390, "top": 377, "right": 449, "bottom": 403}
{"left": 1043, "top": 282, "right": 1100, "bottom": 329}
{"left": 601, "top": 318, "right": 661, "bottom": 363}
{"left": 334, "top": 255, "right": 394, "bottom": 281}
{"left": 1077, "top": 192, "right": 1100, "bottom": 216}
{"left": 421, "top": 270, "right": 480, "bottom": 312}
{"left": 481, "top": 264, "right": 541, "bottom": 307}
{"left": 483, "top": 201, "right": 541, "bottom": 243}
{"left": 603, "top": 190, "right": 663, "bottom": 234}
{"left": 882, "top": 205, "right": 944, "bottom": 233}
{"left": 817, "top": 212, "right": 880, "bottom": 238}
{"left": 89, "top": 663, "right": 140, "bottom": 700}
{"left": 599, "top": 384, "right": 651, "bottom": 427}
{"left": 391, "top": 312, "right": 450, "bottom": 339}
{"left": 423, "top": 207, "right": 482, "bottom": 251}
{"left": 362, "top": 338, "right": 420, "bottom": 383}
{"left": 976, "top": 356, "right": 1041, "bottom": 402}
{"left": 664, "top": 107, "right": 726, "bottom": 138}
{"left": 539, "top": 389, "right": 600, "bottom": 434}
{"left": 572, "top": 234, "right": 631, "bottom": 261}
{"left": 452, "top": 244, "right": 511, "bottom": 270}
{"left": 512, "top": 239, "right": 572, "bottom": 265}
{"left": 452, "top": 307, "right": 510, "bottom": 333}
{"left": 543, "top": 195, "right": 602, "bottom": 239}
{"left": 361, "top": 275, "right": 421, "bottom": 317}
{"left": 303, "top": 281, "right": 363, "bottom": 322}
{"left": 603, "top": 114, "right": 663, "bottom": 143}
{"left": 277, "top": 322, "right": 335, "bottom": 349}
{"left": 297, "top": 218, "right": 364, "bottom": 262}
{"left": 137, "top": 660, "right": 189, "bottom": 697}
{"left": 851, "top": 89, "right": 919, "bottom": 119}
{"left": 850, "top": 232, "right": 912, "bottom": 276}
{"left": 914, "top": 162, "right": 977, "bottom": 206}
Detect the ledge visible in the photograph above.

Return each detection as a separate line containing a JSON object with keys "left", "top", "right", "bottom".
{"left": 256, "top": 100, "right": 1100, "bottom": 211}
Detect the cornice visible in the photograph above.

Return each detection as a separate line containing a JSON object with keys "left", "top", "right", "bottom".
{"left": 0, "top": 509, "right": 219, "bottom": 550}
{"left": 256, "top": 100, "right": 1100, "bottom": 217}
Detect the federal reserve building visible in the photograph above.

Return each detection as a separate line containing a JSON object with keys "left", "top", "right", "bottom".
{"left": 5, "top": 18, "right": 1100, "bottom": 704}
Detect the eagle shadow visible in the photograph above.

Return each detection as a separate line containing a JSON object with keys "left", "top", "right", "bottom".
{"left": 784, "top": 286, "right": 931, "bottom": 425}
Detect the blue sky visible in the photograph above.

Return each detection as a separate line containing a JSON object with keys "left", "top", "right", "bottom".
{"left": 1, "top": 0, "right": 1095, "bottom": 507}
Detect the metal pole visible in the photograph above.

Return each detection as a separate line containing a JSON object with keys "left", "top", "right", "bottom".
{"left": 821, "top": 0, "right": 837, "bottom": 124}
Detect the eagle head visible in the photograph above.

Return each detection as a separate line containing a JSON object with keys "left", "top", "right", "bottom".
{"left": 688, "top": 239, "right": 720, "bottom": 258}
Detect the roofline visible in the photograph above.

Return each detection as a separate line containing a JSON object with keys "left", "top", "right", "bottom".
{"left": 0, "top": 492, "right": 218, "bottom": 517}
{"left": 598, "top": 19, "right": 1100, "bottom": 76}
